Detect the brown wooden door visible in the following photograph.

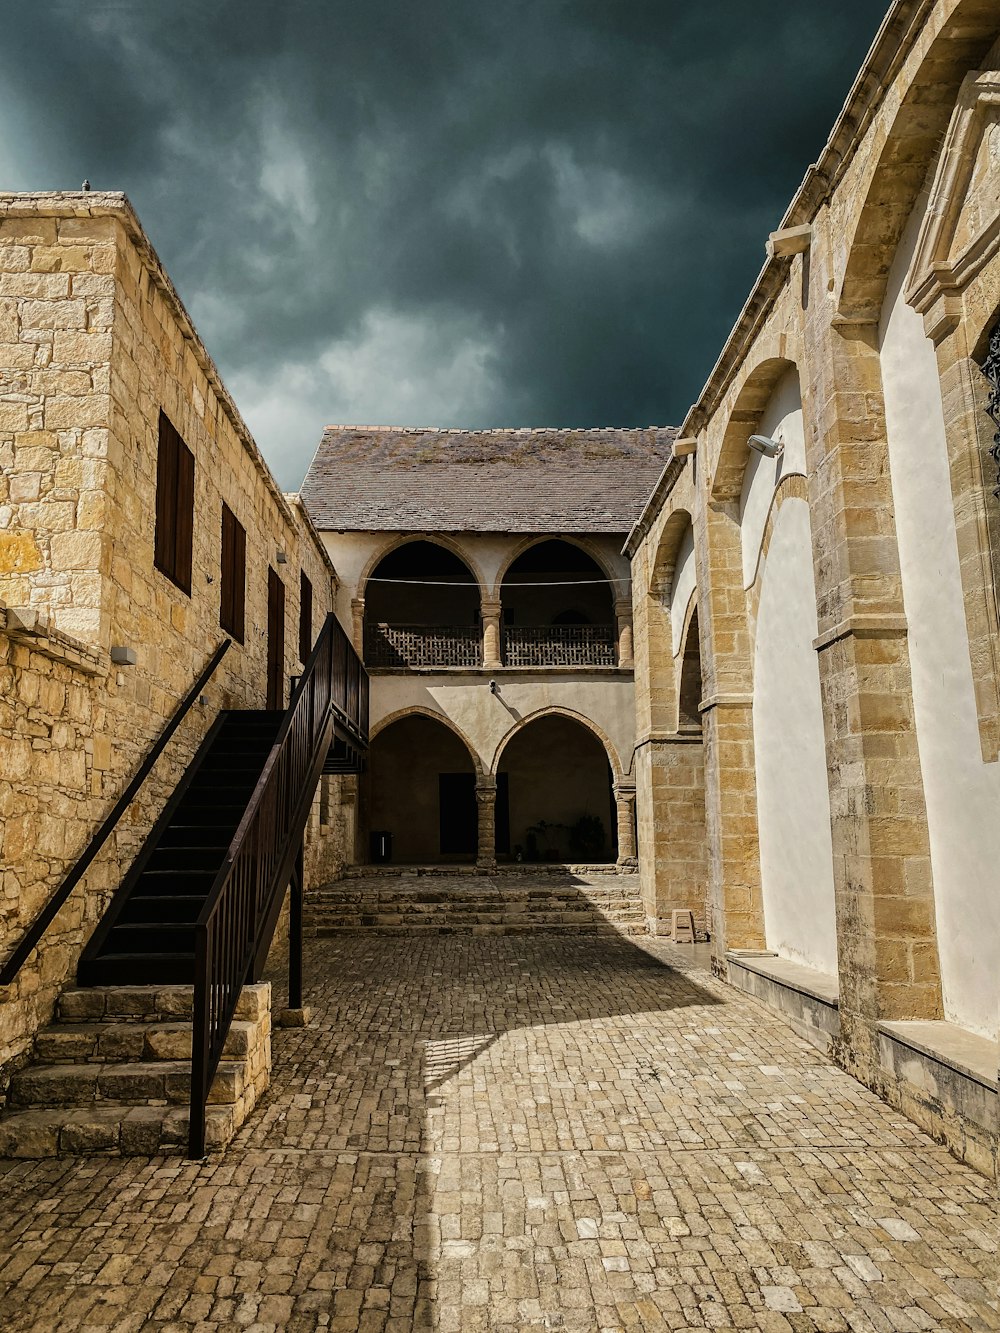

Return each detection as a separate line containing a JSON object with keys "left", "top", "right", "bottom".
{"left": 266, "top": 566, "right": 285, "bottom": 710}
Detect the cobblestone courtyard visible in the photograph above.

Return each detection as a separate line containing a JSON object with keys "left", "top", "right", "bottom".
{"left": 0, "top": 934, "right": 996, "bottom": 1332}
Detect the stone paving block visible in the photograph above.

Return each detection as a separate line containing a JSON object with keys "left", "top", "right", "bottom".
{"left": 0, "top": 935, "right": 997, "bottom": 1332}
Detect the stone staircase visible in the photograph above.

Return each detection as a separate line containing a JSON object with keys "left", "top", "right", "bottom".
{"left": 305, "top": 870, "right": 647, "bottom": 936}
{"left": 0, "top": 983, "right": 270, "bottom": 1159}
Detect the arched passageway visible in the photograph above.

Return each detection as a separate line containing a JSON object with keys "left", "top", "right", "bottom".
{"left": 500, "top": 540, "right": 615, "bottom": 667}
{"left": 677, "top": 608, "right": 702, "bottom": 730}
{"left": 367, "top": 715, "right": 478, "bottom": 864}
{"left": 364, "top": 540, "right": 481, "bottom": 668}
{"left": 496, "top": 714, "right": 616, "bottom": 863}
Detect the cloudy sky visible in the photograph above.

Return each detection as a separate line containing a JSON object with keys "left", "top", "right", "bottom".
{"left": 3, "top": 1, "right": 882, "bottom": 488}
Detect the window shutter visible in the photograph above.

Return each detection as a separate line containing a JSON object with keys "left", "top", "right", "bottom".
{"left": 220, "top": 503, "right": 246, "bottom": 643}
{"left": 299, "top": 570, "right": 313, "bottom": 663}
{"left": 154, "top": 410, "right": 194, "bottom": 595}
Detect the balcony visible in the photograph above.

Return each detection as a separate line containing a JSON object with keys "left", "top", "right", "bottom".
{"left": 364, "top": 621, "right": 620, "bottom": 670}
{"left": 365, "top": 622, "right": 482, "bottom": 669}
{"left": 503, "top": 624, "right": 616, "bottom": 668}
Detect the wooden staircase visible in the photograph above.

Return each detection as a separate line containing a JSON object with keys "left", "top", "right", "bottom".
{"left": 78, "top": 712, "right": 284, "bottom": 986}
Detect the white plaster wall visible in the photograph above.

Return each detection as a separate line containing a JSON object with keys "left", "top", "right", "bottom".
{"left": 739, "top": 367, "right": 806, "bottom": 588}
{"left": 669, "top": 524, "right": 697, "bottom": 656}
{"left": 753, "top": 498, "right": 839, "bottom": 976}
{"left": 878, "top": 199, "right": 1000, "bottom": 1039}
{"left": 370, "top": 673, "right": 635, "bottom": 778}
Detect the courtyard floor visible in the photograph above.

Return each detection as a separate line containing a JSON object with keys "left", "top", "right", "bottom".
{"left": 0, "top": 933, "right": 996, "bottom": 1332}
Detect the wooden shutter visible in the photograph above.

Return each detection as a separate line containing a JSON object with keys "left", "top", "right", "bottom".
{"left": 299, "top": 570, "right": 313, "bottom": 663}
{"left": 220, "top": 503, "right": 246, "bottom": 643}
{"left": 154, "top": 410, "right": 194, "bottom": 595}
{"left": 154, "top": 413, "right": 178, "bottom": 578}
{"left": 267, "top": 566, "right": 285, "bottom": 710}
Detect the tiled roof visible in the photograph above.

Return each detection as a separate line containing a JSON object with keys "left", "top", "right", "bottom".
{"left": 300, "top": 426, "right": 677, "bottom": 533}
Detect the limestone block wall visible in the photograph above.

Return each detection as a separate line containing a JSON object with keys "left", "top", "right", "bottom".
{"left": 0, "top": 194, "right": 344, "bottom": 1089}
{"left": 626, "top": 0, "right": 1000, "bottom": 1178}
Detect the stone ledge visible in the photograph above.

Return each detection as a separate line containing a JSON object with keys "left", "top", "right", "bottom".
{"left": 725, "top": 951, "right": 840, "bottom": 1054}
{"left": 1, "top": 604, "right": 105, "bottom": 676}
{"left": 876, "top": 1020, "right": 998, "bottom": 1179}
{"left": 878, "top": 1020, "right": 998, "bottom": 1093}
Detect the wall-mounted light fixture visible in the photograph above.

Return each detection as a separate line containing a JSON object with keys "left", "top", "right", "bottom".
{"left": 110, "top": 646, "right": 137, "bottom": 666}
{"left": 276, "top": 548, "right": 288, "bottom": 564}
{"left": 489, "top": 679, "right": 499, "bottom": 695}
{"left": 747, "top": 434, "right": 784, "bottom": 459}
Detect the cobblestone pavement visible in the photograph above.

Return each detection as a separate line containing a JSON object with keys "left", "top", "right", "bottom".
{"left": 1, "top": 934, "right": 997, "bottom": 1331}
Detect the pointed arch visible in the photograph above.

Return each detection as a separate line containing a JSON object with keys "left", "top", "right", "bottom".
{"left": 359, "top": 533, "right": 487, "bottom": 600}
{"left": 712, "top": 356, "right": 798, "bottom": 503}
{"left": 370, "top": 705, "right": 484, "bottom": 777}
{"left": 836, "top": 3, "right": 999, "bottom": 326}
{"left": 490, "top": 705, "right": 623, "bottom": 780}
{"left": 492, "top": 534, "right": 621, "bottom": 599}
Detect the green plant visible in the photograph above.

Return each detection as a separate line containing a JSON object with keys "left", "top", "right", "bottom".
{"left": 568, "top": 814, "right": 605, "bottom": 861}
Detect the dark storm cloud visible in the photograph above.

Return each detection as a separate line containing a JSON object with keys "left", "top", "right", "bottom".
{"left": 1, "top": 1, "right": 882, "bottom": 486}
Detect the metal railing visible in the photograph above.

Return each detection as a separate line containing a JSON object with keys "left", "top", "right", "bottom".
{"left": 503, "top": 624, "right": 616, "bottom": 667}
{"left": 0, "top": 639, "right": 231, "bottom": 988}
{"left": 364, "top": 622, "right": 482, "bottom": 669}
{"left": 189, "top": 613, "right": 367, "bottom": 1156}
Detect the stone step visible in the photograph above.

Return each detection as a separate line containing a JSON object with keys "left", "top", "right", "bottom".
{"left": 7, "top": 1059, "right": 245, "bottom": 1110}
{"left": 57, "top": 985, "right": 268, "bottom": 1025}
{"left": 304, "top": 910, "right": 645, "bottom": 926}
{"left": 309, "top": 927, "right": 645, "bottom": 938}
{"left": 0, "top": 1104, "right": 236, "bottom": 1159}
{"left": 305, "top": 895, "right": 642, "bottom": 906}
{"left": 34, "top": 1020, "right": 254, "bottom": 1065}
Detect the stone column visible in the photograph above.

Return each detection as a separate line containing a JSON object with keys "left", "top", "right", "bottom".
{"left": 634, "top": 733, "right": 707, "bottom": 936}
{"left": 481, "top": 599, "right": 502, "bottom": 670}
{"left": 350, "top": 596, "right": 365, "bottom": 657}
{"left": 805, "top": 316, "right": 942, "bottom": 1076}
{"left": 613, "top": 783, "right": 637, "bottom": 865}
{"left": 699, "top": 498, "right": 766, "bottom": 962}
{"left": 475, "top": 779, "right": 497, "bottom": 870}
{"left": 615, "top": 599, "right": 634, "bottom": 668}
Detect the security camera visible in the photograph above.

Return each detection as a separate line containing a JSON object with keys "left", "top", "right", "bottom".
{"left": 747, "top": 434, "right": 784, "bottom": 458}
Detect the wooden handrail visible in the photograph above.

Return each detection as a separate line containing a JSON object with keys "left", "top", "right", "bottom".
{"left": 188, "top": 613, "right": 368, "bottom": 1156}
{"left": 0, "top": 639, "right": 231, "bottom": 988}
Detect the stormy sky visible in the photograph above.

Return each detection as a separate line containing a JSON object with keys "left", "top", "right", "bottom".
{"left": 3, "top": 2, "right": 882, "bottom": 489}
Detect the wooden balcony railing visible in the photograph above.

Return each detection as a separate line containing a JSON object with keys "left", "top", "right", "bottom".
{"left": 503, "top": 624, "right": 616, "bottom": 667}
{"left": 365, "top": 622, "right": 482, "bottom": 669}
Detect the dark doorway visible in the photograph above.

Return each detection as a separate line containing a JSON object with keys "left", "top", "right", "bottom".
{"left": 494, "top": 772, "right": 510, "bottom": 856}
{"left": 439, "top": 773, "right": 477, "bottom": 855}
{"left": 499, "top": 715, "right": 616, "bottom": 863}
{"left": 266, "top": 566, "right": 285, "bottom": 710}
{"left": 366, "top": 715, "right": 477, "bottom": 863}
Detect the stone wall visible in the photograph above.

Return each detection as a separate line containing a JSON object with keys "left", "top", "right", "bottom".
{"left": 626, "top": 0, "right": 1000, "bottom": 1181}
{"left": 0, "top": 194, "right": 344, "bottom": 1090}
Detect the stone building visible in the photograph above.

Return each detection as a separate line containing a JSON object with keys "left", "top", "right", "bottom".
{"left": 0, "top": 193, "right": 359, "bottom": 1148}
{"left": 627, "top": 0, "right": 1000, "bottom": 1178}
{"left": 301, "top": 425, "right": 672, "bottom": 875}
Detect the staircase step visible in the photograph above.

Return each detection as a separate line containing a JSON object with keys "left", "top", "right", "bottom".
{"left": 0, "top": 1104, "right": 236, "bottom": 1158}
{"left": 104, "top": 923, "right": 195, "bottom": 953}
{"left": 35, "top": 1021, "right": 253, "bottom": 1064}
{"left": 8, "top": 1059, "right": 245, "bottom": 1109}
{"left": 76, "top": 952, "right": 196, "bottom": 986}
{"left": 120, "top": 895, "right": 206, "bottom": 925}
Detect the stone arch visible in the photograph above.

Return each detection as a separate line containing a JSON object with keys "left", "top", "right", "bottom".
{"left": 370, "top": 705, "right": 484, "bottom": 778}
{"left": 745, "top": 474, "right": 810, "bottom": 603}
{"left": 712, "top": 356, "right": 799, "bottom": 502}
{"left": 492, "top": 534, "right": 621, "bottom": 600}
{"left": 677, "top": 602, "right": 703, "bottom": 731}
{"left": 490, "top": 706, "right": 623, "bottom": 781}
{"left": 650, "top": 508, "right": 694, "bottom": 600}
{"left": 358, "top": 533, "right": 487, "bottom": 601}
{"left": 837, "top": 3, "right": 1000, "bottom": 325}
